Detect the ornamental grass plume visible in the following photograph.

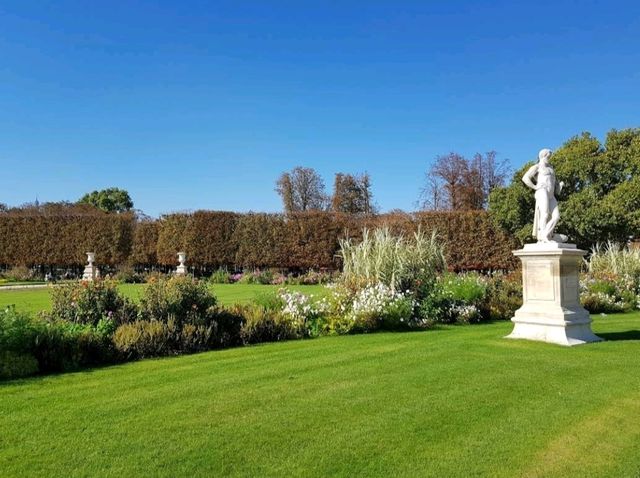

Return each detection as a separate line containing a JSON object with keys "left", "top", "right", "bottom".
{"left": 587, "top": 242, "right": 640, "bottom": 283}
{"left": 338, "top": 226, "right": 446, "bottom": 292}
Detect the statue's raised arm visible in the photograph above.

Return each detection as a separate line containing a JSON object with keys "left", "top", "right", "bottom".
{"left": 522, "top": 164, "right": 539, "bottom": 191}
{"left": 525, "top": 149, "right": 567, "bottom": 243}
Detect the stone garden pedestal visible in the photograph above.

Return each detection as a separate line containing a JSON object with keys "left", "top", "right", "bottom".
{"left": 506, "top": 243, "right": 602, "bottom": 346}
{"left": 176, "top": 252, "right": 187, "bottom": 276}
{"left": 82, "top": 252, "right": 98, "bottom": 282}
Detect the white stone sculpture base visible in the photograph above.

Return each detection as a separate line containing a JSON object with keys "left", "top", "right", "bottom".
{"left": 82, "top": 264, "right": 97, "bottom": 282}
{"left": 175, "top": 265, "right": 187, "bottom": 276}
{"left": 506, "top": 242, "right": 602, "bottom": 346}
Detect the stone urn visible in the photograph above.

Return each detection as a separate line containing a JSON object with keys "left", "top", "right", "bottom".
{"left": 82, "top": 252, "right": 97, "bottom": 281}
{"left": 176, "top": 252, "right": 187, "bottom": 276}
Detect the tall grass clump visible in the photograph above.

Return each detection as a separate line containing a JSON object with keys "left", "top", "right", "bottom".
{"left": 339, "top": 227, "right": 446, "bottom": 292}
{"left": 581, "top": 242, "right": 640, "bottom": 313}
{"left": 587, "top": 242, "right": 640, "bottom": 281}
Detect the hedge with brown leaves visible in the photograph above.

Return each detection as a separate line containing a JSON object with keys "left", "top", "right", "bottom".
{"left": 0, "top": 208, "right": 517, "bottom": 271}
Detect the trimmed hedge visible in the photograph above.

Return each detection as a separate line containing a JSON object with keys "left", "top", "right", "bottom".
{"left": 0, "top": 209, "right": 517, "bottom": 271}
{"left": 0, "top": 206, "right": 134, "bottom": 266}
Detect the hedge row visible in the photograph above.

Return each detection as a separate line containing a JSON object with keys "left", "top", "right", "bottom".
{"left": 0, "top": 210, "right": 518, "bottom": 271}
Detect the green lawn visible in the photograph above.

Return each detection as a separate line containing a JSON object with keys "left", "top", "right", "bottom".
{"left": 0, "top": 283, "right": 327, "bottom": 314}
{"left": 2, "top": 313, "right": 640, "bottom": 477}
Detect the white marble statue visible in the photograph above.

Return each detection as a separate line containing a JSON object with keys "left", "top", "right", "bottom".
{"left": 522, "top": 148, "right": 567, "bottom": 243}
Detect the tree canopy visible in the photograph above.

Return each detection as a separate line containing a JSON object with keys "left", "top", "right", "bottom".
{"left": 275, "top": 167, "right": 328, "bottom": 213}
{"left": 331, "top": 172, "right": 376, "bottom": 215}
{"left": 420, "top": 151, "right": 509, "bottom": 211}
{"left": 488, "top": 128, "right": 640, "bottom": 248}
{"left": 78, "top": 188, "right": 134, "bottom": 213}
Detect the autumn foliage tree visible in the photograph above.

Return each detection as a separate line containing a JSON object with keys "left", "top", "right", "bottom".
{"left": 331, "top": 173, "right": 375, "bottom": 215}
{"left": 275, "top": 167, "right": 328, "bottom": 213}
{"left": 420, "top": 151, "right": 509, "bottom": 211}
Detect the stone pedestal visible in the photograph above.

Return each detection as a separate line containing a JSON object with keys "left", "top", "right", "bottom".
{"left": 506, "top": 243, "right": 602, "bottom": 346}
{"left": 82, "top": 252, "right": 98, "bottom": 282}
{"left": 176, "top": 252, "right": 187, "bottom": 276}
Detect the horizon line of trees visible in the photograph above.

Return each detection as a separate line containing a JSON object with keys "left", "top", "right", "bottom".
{"left": 3, "top": 127, "right": 640, "bottom": 251}
{"left": 274, "top": 151, "right": 509, "bottom": 216}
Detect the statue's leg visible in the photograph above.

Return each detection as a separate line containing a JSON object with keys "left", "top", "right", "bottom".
{"left": 545, "top": 201, "right": 560, "bottom": 240}
{"left": 536, "top": 193, "right": 550, "bottom": 241}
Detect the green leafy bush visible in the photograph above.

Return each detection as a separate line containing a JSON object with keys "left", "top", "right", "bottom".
{"left": 319, "top": 283, "right": 417, "bottom": 334}
{"left": 209, "top": 268, "right": 232, "bottom": 284}
{"left": 47, "top": 279, "right": 137, "bottom": 326}
{"left": 113, "top": 320, "right": 178, "bottom": 359}
{"left": 0, "top": 306, "right": 116, "bottom": 378}
{"left": 484, "top": 272, "right": 522, "bottom": 320}
{"left": 419, "top": 273, "right": 488, "bottom": 325}
{"left": 580, "top": 277, "right": 636, "bottom": 313}
{"left": 579, "top": 243, "right": 640, "bottom": 313}
{"left": 0, "top": 351, "right": 39, "bottom": 380}
{"left": 32, "top": 318, "right": 117, "bottom": 373}
{"left": 233, "top": 303, "right": 304, "bottom": 344}
{"left": 139, "top": 276, "right": 216, "bottom": 326}
{"left": 0, "top": 306, "right": 41, "bottom": 351}
{"left": 115, "top": 264, "right": 145, "bottom": 284}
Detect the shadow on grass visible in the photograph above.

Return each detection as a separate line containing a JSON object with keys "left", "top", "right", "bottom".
{"left": 597, "top": 330, "right": 640, "bottom": 341}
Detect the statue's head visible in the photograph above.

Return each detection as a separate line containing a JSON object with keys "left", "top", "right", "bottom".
{"left": 538, "top": 148, "right": 552, "bottom": 164}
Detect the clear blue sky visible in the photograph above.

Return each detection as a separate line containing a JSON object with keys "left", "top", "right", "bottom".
{"left": 1, "top": 1, "right": 639, "bottom": 216}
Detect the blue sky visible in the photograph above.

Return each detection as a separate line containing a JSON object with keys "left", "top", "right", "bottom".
{"left": 1, "top": 1, "right": 639, "bottom": 216}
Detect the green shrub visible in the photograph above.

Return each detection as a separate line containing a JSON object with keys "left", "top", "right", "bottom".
{"left": 113, "top": 320, "right": 177, "bottom": 359}
{"left": 346, "top": 283, "right": 417, "bottom": 332}
{"left": 484, "top": 272, "right": 522, "bottom": 320}
{"left": 0, "top": 306, "right": 116, "bottom": 378}
{"left": 418, "top": 274, "right": 488, "bottom": 325}
{"left": 205, "top": 308, "right": 244, "bottom": 348}
{"left": 32, "top": 319, "right": 116, "bottom": 373}
{"left": 139, "top": 276, "right": 216, "bottom": 326}
{"left": 0, "top": 306, "right": 41, "bottom": 352}
{"left": 115, "top": 264, "right": 145, "bottom": 284}
{"left": 234, "top": 304, "right": 303, "bottom": 344}
{"left": 209, "top": 268, "right": 232, "bottom": 284}
{"left": 580, "top": 277, "right": 636, "bottom": 313}
{"left": 47, "top": 279, "right": 137, "bottom": 326}
{"left": 441, "top": 273, "right": 488, "bottom": 304}
{"left": 0, "top": 308, "right": 42, "bottom": 378}
{"left": 0, "top": 351, "right": 39, "bottom": 379}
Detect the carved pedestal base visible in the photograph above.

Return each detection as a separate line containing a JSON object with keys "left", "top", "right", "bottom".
{"left": 506, "top": 243, "right": 602, "bottom": 346}
{"left": 82, "top": 264, "right": 97, "bottom": 282}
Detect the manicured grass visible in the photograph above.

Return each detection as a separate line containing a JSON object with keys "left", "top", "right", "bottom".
{"left": 0, "top": 283, "right": 326, "bottom": 314}
{"left": 2, "top": 313, "right": 640, "bottom": 477}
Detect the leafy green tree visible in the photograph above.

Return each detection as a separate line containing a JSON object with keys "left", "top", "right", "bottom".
{"left": 78, "top": 188, "right": 134, "bottom": 213}
{"left": 489, "top": 129, "right": 640, "bottom": 248}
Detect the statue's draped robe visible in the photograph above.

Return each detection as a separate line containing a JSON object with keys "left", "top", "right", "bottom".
{"left": 532, "top": 166, "right": 556, "bottom": 240}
